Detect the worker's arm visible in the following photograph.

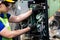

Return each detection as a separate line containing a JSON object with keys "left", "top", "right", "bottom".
{"left": 9, "top": 10, "right": 32, "bottom": 23}
{"left": 0, "top": 27, "right": 30, "bottom": 38}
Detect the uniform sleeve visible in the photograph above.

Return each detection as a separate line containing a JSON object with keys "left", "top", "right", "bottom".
{"left": 0, "top": 21, "right": 5, "bottom": 31}
{"left": 7, "top": 13, "right": 11, "bottom": 19}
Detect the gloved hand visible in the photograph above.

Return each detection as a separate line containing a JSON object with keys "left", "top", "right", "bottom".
{"left": 22, "top": 23, "right": 37, "bottom": 31}
{"left": 28, "top": 23, "right": 37, "bottom": 31}
{"left": 29, "top": 4, "right": 42, "bottom": 13}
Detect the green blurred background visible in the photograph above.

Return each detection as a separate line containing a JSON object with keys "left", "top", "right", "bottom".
{"left": 48, "top": 0, "right": 60, "bottom": 18}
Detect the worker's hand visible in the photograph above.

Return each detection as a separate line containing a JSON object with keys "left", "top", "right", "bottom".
{"left": 28, "top": 23, "right": 37, "bottom": 31}
{"left": 30, "top": 4, "right": 41, "bottom": 13}
{"left": 22, "top": 23, "right": 37, "bottom": 31}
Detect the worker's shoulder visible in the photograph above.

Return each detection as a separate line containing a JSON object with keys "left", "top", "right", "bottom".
{"left": 0, "top": 13, "right": 11, "bottom": 18}
{"left": 0, "top": 20, "right": 5, "bottom": 31}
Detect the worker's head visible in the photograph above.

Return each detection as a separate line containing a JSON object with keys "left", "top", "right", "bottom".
{"left": 0, "top": 0, "right": 15, "bottom": 13}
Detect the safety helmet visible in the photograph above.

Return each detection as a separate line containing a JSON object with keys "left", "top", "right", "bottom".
{"left": 0, "top": 0, "right": 17, "bottom": 7}
{"left": 4, "top": 0, "right": 15, "bottom": 3}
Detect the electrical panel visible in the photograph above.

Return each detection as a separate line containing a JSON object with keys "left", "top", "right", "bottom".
{"left": 13, "top": 0, "right": 49, "bottom": 40}
{"left": 20, "top": 0, "right": 49, "bottom": 40}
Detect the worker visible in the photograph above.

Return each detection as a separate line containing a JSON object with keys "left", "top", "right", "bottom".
{"left": 0, "top": 0, "right": 40, "bottom": 40}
